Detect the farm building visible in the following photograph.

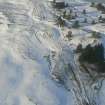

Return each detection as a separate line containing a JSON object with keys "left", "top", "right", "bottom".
{"left": 53, "top": 0, "right": 67, "bottom": 9}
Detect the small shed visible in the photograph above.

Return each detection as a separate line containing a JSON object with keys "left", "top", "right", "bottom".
{"left": 53, "top": 0, "right": 67, "bottom": 9}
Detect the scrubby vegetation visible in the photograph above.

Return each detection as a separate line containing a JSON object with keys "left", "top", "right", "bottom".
{"left": 91, "top": 31, "right": 101, "bottom": 38}
{"left": 56, "top": 16, "right": 65, "bottom": 27}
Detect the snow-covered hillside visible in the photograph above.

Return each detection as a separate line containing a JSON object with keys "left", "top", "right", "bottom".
{"left": 0, "top": 0, "right": 75, "bottom": 105}
{"left": 0, "top": 0, "right": 105, "bottom": 105}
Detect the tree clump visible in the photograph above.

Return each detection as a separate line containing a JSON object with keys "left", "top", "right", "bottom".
{"left": 96, "top": 3, "right": 105, "bottom": 13}
{"left": 78, "top": 44, "right": 105, "bottom": 73}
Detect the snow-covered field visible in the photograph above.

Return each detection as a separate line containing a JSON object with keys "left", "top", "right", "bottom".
{"left": 0, "top": 0, "right": 105, "bottom": 105}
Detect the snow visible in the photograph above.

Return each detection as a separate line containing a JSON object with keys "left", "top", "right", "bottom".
{"left": 0, "top": 0, "right": 105, "bottom": 105}
{"left": 0, "top": 0, "right": 76, "bottom": 105}
{"left": 83, "top": 24, "right": 105, "bottom": 34}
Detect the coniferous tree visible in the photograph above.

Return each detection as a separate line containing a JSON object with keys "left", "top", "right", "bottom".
{"left": 83, "top": 9, "right": 86, "bottom": 14}
{"left": 79, "top": 44, "right": 105, "bottom": 64}
{"left": 73, "top": 20, "right": 80, "bottom": 28}
{"left": 99, "top": 16, "right": 102, "bottom": 20}
{"left": 70, "top": 9, "right": 72, "bottom": 14}
{"left": 91, "top": 20, "right": 96, "bottom": 24}
{"left": 84, "top": 18, "right": 87, "bottom": 23}
{"left": 63, "top": 10, "right": 66, "bottom": 18}
{"left": 90, "top": 2, "right": 95, "bottom": 7}
{"left": 76, "top": 44, "right": 83, "bottom": 53}
{"left": 53, "top": 0, "right": 56, "bottom": 3}
{"left": 66, "top": 31, "right": 72, "bottom": 40}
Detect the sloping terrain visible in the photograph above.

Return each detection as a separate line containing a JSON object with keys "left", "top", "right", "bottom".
{"left": 0, "top": 0, "right": 105, "bottom": 105}
{"left": 0, "top": 0, "right": 76, "bottom": 105}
